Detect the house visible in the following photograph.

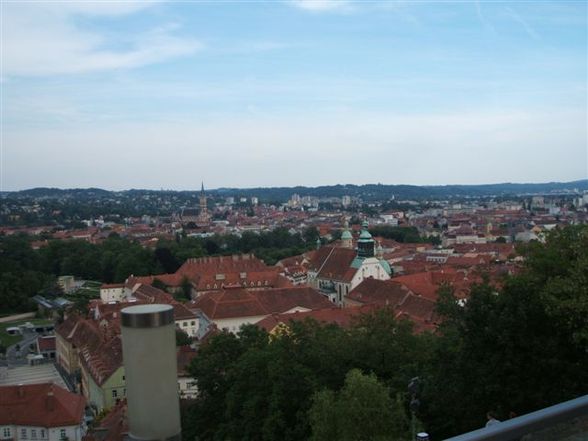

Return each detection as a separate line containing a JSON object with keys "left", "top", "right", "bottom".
{"left": 79, "top": 335, "right": 125, "bottom": 414}
{"left": 0, "top": 383, "right": 86, "bottom": 441}
{"left": 346, "top": 278, "right": 439, "bottom": 332}
{"left": 36, "top": 336, "right": 56, "bottom": 360}
{"left": 83, "top": 399, "right": 127, "bottom": 441}
{"left": 175, "top": 254, "right": 292, "bottom": 298}
{"left": 256, "top": 305, "right": 378, "bottom": 335}
{"left": 92, "top": 287, "right": 199, "bottom": 338}
{"left": 307, "top": 221, "right": 392, "bottom": 305}
{"left": 190, "top": 286, "right": 333, "bottom": 333}
{"left": 55, "top": 317, "right": 103, "bottom": 377}
{"left": 99, "top": 284, "right": 125, "bottom": 303}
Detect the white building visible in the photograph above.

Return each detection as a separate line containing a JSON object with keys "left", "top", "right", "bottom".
{"left": 0, "top": 383, "right": 86, "bottom": 441}
{"left": 99, "top": 283, "right": 125, "bottom": 303}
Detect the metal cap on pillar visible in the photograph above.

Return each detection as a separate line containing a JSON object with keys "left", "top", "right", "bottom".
{"left": 121, "top": 304, "right": 181, "bottom": 441}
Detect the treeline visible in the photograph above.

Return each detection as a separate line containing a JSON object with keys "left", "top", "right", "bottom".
{"left": 0, "top": 227, "right": 319, "bottom": 314}
{"left": 183, "top": 226, "right": 588, "bottom": 440}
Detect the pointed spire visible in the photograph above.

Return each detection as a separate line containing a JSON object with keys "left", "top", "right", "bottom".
{"left": 201, "top": 181, "right": 205, "bottom": 193}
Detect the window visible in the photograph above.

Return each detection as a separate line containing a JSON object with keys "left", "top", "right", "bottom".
{"left": 21, "top": 429, "right": 27, "bottom": 439}
{"left": 112, "top": 389, "right": 118, "bottom": 398}
{"left": 190, "top": 321, "right": 195, "bottom": 326}
{"left": 3, "top": 428, "right": 11, "bottom": 438}
{"left": 183, "top": 322, "right": 188, "bottom": 327}
{"left": 31, "top": 430, "right": 37, "bottom": 439}
{"left": 60, "top": 430, "right": 66, "bottom": 440}
{"left": 40, "top": 430, "right": 45, "bottom": 439}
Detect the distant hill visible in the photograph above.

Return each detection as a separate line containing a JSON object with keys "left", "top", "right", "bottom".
{"left": 3, "top": 180, "right": 587, "bottom": 202}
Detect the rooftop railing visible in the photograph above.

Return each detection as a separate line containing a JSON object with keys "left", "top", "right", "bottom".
{"left": 444, "top": 394, "right": 588, "bottom": 441}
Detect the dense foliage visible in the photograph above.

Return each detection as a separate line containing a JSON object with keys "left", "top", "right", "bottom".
{"left": 184, "top": 312, "right": 427, "bottom": 441}
{"left": 183, "top": 225, "right": 588, "bottom": 440}
{"left": 421, "top": 225, "right": 588, "bottom": 437}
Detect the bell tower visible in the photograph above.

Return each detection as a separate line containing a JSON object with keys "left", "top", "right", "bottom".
{"left": 196, "top": 182, "right": 210, "bottom": 226}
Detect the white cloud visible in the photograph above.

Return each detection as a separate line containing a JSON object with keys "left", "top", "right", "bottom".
{"left": 1, "top": 2, "right": 201, "bottom": 76}
{"left": 3, "top": 110, "right": 586, "bottom": 190}
{"left": 289, "top": 0, "right": 352, "bottom": 13}
{"left": 505, "top": 6, "right": 541, "bottom": 40}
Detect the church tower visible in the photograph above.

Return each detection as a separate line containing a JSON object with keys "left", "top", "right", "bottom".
{"left": 341, "top": 217, "right": 353, "bottom": 249}
{"left": 356, "top": 220, "right": 375, "bottom": 258}
{"left": 196, "top": 182, "right": 210, "bottom": 226}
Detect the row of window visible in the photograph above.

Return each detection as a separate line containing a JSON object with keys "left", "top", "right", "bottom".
{"left": 205, "top": 280, "right": 269, "bottom": 290}
{"left": 2, "top": 428, "right": 66, "bottom": 440}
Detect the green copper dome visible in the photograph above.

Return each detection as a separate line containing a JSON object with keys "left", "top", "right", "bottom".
{"left": 341, "top": 230, "right": 353, "bottom": 240}
{"left": 358, "top": 221, "right": 372, "bottom": 241}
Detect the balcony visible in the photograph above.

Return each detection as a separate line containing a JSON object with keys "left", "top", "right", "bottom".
{"left": 444, "top": 394, "right": 588, "bottom": 441}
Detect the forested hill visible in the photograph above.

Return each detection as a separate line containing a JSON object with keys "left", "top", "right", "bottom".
{"left": 3, "top": 179, "right": 587, "bottom": 202}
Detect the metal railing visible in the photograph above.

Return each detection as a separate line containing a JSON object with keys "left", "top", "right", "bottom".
{"left": 444, "top": 394, "right": 588, "bottom": 441}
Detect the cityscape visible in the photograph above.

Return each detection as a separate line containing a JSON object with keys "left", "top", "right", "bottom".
{"left": 1, "top": 1, "right": 587, "bottom": 441}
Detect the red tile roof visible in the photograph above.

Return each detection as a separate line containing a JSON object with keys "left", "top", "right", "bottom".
{"left": 132, "top": 284, "right": 175, "bottom": 304}
{"left": 80, "top": 335, "right": 123, "bottom": 386}
{"left": 177, "top": 346, "right": 197, "bottom": 375}
{"left": 256, "top": 305, "right": 378, "bottom": 332}
{"left": 174, "top": 254, "right": 291, "bottom": 291}
{"left": 85, "top": 399, "right": 128, "bottom": 441}
{"left": 56, "top": 316, "right": 103, "bottom": 353}
{"left": 192, "top": 287, "right": 332, "bottom": 320}
{"left": 101, "top": 283, "right": 125, "bottom": 289}
{"left": 0, "top": 383, "right": 85, "bottom": 427}
{"left": 347, "top": 278, "right": 410, "bottom": 306}
{"left": 348, "top": 278, "right": 439, "bottom": 332}
{"left": 38, "top": 335, "right": 56, "bottom": 352}
{"left": 308, "top": 246, "right": 358, "bottom": 282}
{"left": 393, "top": 270, "right": 462, "bottom": 301}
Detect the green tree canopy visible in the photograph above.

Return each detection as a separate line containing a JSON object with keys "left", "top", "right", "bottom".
{"left": 309, "top": 369, "right": 409, "bottom": 441}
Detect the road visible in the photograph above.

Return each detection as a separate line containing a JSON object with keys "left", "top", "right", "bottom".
{"left": 6, "top": 331, "right": 39, "bottom": 368}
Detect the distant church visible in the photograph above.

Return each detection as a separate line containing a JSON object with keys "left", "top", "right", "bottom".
{"left": 180, "top": 182, "right": 211, "bottom": 227}
{"left": 307, "top": 220, "right": 391, "bottom": 306}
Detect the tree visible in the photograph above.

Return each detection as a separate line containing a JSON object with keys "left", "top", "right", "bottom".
{"left": 422, "top": 226, "right": 588, "bottom": 438}
{"left": 175, "top": 329, "right": 192, "bottom": 347}
{"left": 303, "top": 226, "right": 320, "bottom": 245}
{"left": 309, "top": 369, "right": 408, "bottom": 441}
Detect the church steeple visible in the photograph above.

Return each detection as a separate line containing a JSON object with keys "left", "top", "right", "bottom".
{"left": 341, "top": 217, "right": 353, "bottom": 249}
{"left": 196, "top": 181, "right": 210, "bottom": 226}
{"left": 356, "top": 220, "right": 375, "bottom": 258}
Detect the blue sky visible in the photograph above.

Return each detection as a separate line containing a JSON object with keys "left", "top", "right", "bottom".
{"left": 2, "top": 0, "right": 586, "bottom": 190}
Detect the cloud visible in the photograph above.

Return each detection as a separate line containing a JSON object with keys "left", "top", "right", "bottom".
{"left": 505, "top": 6, "right": 541, "bottom": 40}
{"left": 3, "top": 110, "right": 586, "bottom": 190}
{"left": 288, "top": 0, "right": 352, "bottom": 13}
{"left": 1, "top": 2, "right": 201, "bottom": 76}
{"left": 475, "top": 0, "right": 496, "bottom": 33}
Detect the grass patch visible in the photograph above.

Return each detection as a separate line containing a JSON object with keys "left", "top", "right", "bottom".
{"left": 82, "top": 280, "right": 102, "bottom": 288}
{"left": 0, "top": 318, "right": 54, "bottom": 349}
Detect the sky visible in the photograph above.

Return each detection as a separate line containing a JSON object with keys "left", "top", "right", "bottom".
{"left": 1, "top": 0, "right": 587, "bottom": 191}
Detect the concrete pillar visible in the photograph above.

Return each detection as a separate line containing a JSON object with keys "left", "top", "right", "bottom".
{"left": 121, "top": 304, "right": 181, "bottom": 441}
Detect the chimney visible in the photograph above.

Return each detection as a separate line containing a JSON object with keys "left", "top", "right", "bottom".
{"left": 121, "top": 305, "right": 181, "bottom": 441}
{"left": 46, "top": 387, "right": 55, "bottom": 411}
{"left": 17, "top": 384, "right": 25, "bottom": 398}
